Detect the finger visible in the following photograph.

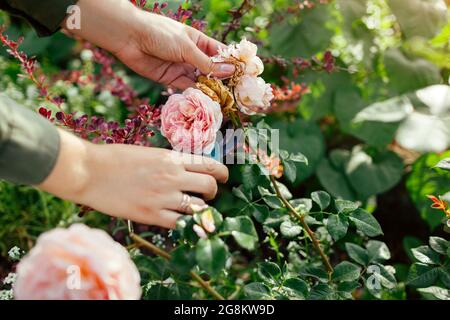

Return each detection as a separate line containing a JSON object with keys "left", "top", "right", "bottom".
{"left": 165, "top": 193, "right": 206, "bottom": 213}
{"left": 155, "top": 210, "right": 182, "bottom": 229}
{"left": 168, "top": 75, "right": 196, "bottom": 90}
{"left": 180, "top": 172, "right": 218, "bottom": 201}
{"left": 178, "top": 153, "right": 229, "bottom": 183}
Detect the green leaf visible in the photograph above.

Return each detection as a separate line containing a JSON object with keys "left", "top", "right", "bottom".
{"left": 403, "top": 236, "right": 425, "bottom": 261}
{"left": 438, "top": 266, "right": 450, "bottom": 288}
{"left": 280, "top": 220, "right": 302, "bottom": 239}
{"left": 366, "top": 240, "right": 391, "bottom": 263}
{"left": 269, "top": 5, "right": 334, "bottom": 57}
{"left": 242, "top": 165, "right": 262, "bottom": 189}
{"left": 417, "top": 286, "right": 450, "bottom": 300}
{"left": 299, "top": 266, "right": 329, "bottom": 283}
{"left": 345, "top": 243, "right": 369, "bottom": 266}
{"left": 283, "top": 160, "right": 297, "bottom": 184}
{"left": 232, "top": 186, "right": 251, "bottom": 203}
{"left": 388, "top": 0, "right": 448, "bottom": 39}
{"left": 272, "top": 181, "right": 292, "bottom": 200}
{"left": 353, "top": 96, "right": 413, "bottom": 123}
{"left": 384, "top": 48, "right": 441, "bottom": 94}
{"left": 429, "top": 237, "right": 449, "bottom": 255}
{"left": 367, "top": 264, "right": 397, "bottom": 291}
{"left": 434, "top": 158, "right": 450, "bottom": 171}
{"left": 308, "top": 283, "right": 336, "bottom": 300}
{"left": 333, "top": 89, "right": 400, "bottom": 147}
{"left": 289, "top": 152, "right": 309, "bottom": 164}
{"left": 282, "top": 278, "right": 309, "bottom": 300}
{"left": 345, "top": 147, "right": 404, "bottom": 200}
{"left": 268, "top": 118, "right": 325, "bottom": 185}
{"left": 223, "top": 216, "right": 258, "bottom": 250}
{"left": 407, "top": 263, "right": 440, "bottom": 288}
{"left": 311, "top": 191, "right": 331, "bottom": 211}
{"left": 170, "top": 244, "right": 196, "bottom": 274}
{"left": 406, "top": 151, "right": 450, "bottom": 229}
{"left": 317, "top": 155, "right": 357, "bottom": 201}
{"left": 195, "top": 237, "right": 229, "bottom": 276}
{"left": 290, "top": 198, "right": 313, "bottom": 213}
{"left": 332, "top": 261, "right": 362, "bottom": 282}
{"left": 243, "top": 282, "right": 271, "bottom": 299}
{"left": 144, "top": 283, "right": 193, "bottom": 300}
{"left": 175, "top": 216, "right": 198, "bottom": 243}
{"left": 248, "top": 204, "right": 270, "bottom": 223}
{"left": 349, "top": 209, "right": 383, "bottom": 237}
{"left": 258, "top": 262, "right": 282, "bottom": 284}
{"left": 412, "top": 246, "right": 441, "bottom": 265}
{"left": 335, "top": 199, "right": 360, "bottom": 214}
{"left": 327, "top": 213, "right": 349, "bottom": 241}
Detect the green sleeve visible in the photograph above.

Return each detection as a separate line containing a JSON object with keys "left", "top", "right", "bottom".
{"left": 0, "top": 94, "right": 60, "bottom": 185}
{"left": 0, "top": 0, "right": 77, "bottom": 36}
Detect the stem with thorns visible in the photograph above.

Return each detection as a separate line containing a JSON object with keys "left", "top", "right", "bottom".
{"left": 269, "top": 175, "right": 333, "bottom": 275}
{"left": 130, "top": 233, "right": 225, "bottom": 300}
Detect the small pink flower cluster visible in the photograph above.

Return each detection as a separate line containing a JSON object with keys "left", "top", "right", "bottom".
{"left": 160, "top": 38, "right": 274, "bottom": 154}
{"left": 214, "top": 38, "right": 274, "bottom": 115}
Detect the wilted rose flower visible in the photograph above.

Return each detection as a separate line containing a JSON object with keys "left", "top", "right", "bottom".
{"left": 14, "top": 224, "right": 141, "bottom": 300}
{"left": 235, "top": 75, "right": 274, "bottom": 115}
{"left": 161, "top": 88, "right": 223, "bottom": 154}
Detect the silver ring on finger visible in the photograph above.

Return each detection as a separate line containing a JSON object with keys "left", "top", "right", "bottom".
{"left": 179, "top": 193, "right": 192, "bottom": 212}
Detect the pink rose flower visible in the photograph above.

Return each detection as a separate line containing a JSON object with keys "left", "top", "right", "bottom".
{"left": 235, "top": 75, "right": 274, "bottom": 115}
{"left": 214, "top": 38, "right": 263, "bottom": 76}
{"left": 245, "top": 56, "right": 264, "bottom": 76}
{"left": 14, "top": 224, "right": 141, "bottom": 300}
{"left": 161, "top": 88, "right": 223, "bottom": 154}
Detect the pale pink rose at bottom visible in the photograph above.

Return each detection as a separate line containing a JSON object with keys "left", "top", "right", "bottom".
{"left": 14, "top": 224, "right": 141, "bottom": 300}
{"left": 160, "top": 88, "right": 223, "bottom": 154}
{"left": 235, "top": 75, "right": 274, "bottom": 115}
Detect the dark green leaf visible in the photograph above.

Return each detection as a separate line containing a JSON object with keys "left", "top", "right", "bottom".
{"left": 349, "top": 209, "right": 383, "bottom": 237}
{"left": 283, "top": 160, "right": 297, "bottom": 184}
{"left": 335, "top": 199, "right": 360, "bottom": 214}
{"left": 429, "top": 237, "right": 449, "bottom": 255}
{"left": 258, "top": 262, "right": 282, "bottom": 284}
{"left": 170, "top": 244, "right": 196, "bottom": 274}
{"left": 366, "top": 240, "right": 391, "bottom": 263}
{"left": 332, "top": 261, "right": 362, "bottom": 282}
{"left": 243, "top": 282, "right": 271, "bottom": 299}
{"left": 232, "top": 186, "right": 251, "bottom": 203}
{"left": 345, "top": 243, "right": 369, "bottom": 266}
{"left": 282, "top": 278, "right": 309, "bottom": 300}
{"left": 223, "top": 216, "right": 258, "bottom": 250}
{"left": 308, "top": 283, "right": 336, "bottom": 300}
{"left": 407, "top": 263, "right": 440, "bottom": 288}
{"left": 412, "top": 245, "right": 441, "bottom": 265}
{"left": 195, "top": 237, "right": 229, "bottom": 276}
{"left": 327, "top": 213, "right": 349, "bottom": 241}
{"left": 311, "top": 191, "right": 331, "bottom": 211}
{"left": 280, "top": 220, "right": 302, "bottom": 238}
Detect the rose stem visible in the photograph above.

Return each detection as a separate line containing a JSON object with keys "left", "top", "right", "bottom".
{"left": 269, "top": 175, "right": 334, "bottom": 275}
{"left": 228, "top": 109, "right": 333, "bottom": 275}
{"left": 130, "top": 233, "right": 225, "bottom": 300}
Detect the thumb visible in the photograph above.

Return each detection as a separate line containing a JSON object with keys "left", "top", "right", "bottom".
{"left": 187, "top": 45, "right": 235, "bottom": 78}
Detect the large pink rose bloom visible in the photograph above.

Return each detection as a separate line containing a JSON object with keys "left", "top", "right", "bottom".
{"left": 161, "top": 88, "right": 223, "bottom": 154}
{"left": 14, "top": 224, "right": 141, "bottom": 300}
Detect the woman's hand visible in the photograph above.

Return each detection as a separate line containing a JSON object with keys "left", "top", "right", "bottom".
{"left": 39, "top": 129, "right": 229, "bottom": 229}
{"left": 66, "top": 0, "right": 235, "bottom": 89}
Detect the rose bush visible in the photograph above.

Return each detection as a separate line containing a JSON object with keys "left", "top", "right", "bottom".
{"left": 0, "top": 0, "right": 449, "bottom": 301}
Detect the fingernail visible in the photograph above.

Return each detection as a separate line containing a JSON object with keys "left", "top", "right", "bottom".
{"left": 218, "top": 63, "right": 235, "bottom": 74}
